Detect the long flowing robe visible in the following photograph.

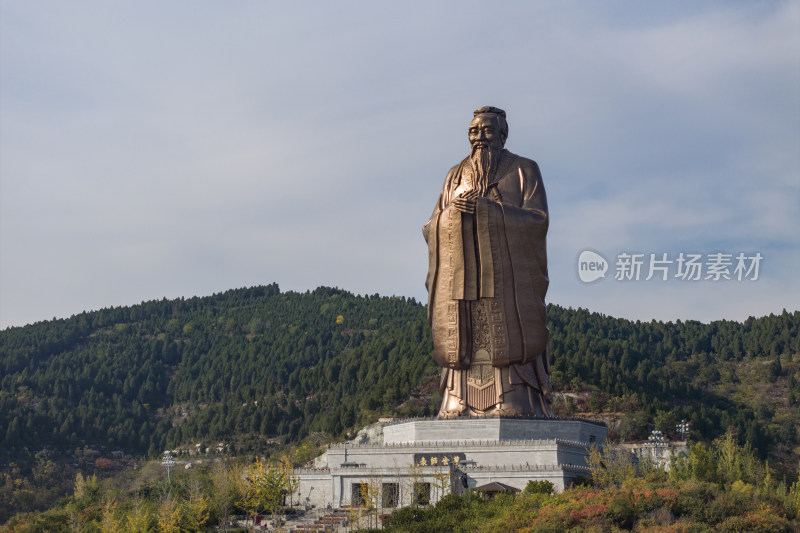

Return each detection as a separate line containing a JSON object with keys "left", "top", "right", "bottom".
{"left": 423, "top": 149, "right": 553, "bottom": 415}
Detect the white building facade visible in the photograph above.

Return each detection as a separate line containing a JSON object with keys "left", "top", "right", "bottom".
{"left": 294, "top": 417, "right": 607, "bottom": 510}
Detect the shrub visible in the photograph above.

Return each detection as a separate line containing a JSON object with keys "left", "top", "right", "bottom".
{"left": 526, "top": 503, "right": 576, "bottom": 533}
{"left": 715, "top": 508, "right": 792, "bottom": 533}
{"left": 383, "top": 506, "right": 431, "bottom": 529}
{"left": 636, "top": 490, "right": 665, "bottom": 514}
{"left": 524, "top": 480, "right": 554, "bottom": 495}
{"left": 604, "top": 490, "right": 637, "bottom": 529}
{"left": 671, "top": 481, "right": 716, "bottom": 521}
{"left": 703, "top": 491, "right": 754, "bottom": 526}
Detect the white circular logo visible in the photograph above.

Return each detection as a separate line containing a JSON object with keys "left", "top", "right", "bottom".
{"left": 577, "top": 249, "right": 608, "bottom": 283}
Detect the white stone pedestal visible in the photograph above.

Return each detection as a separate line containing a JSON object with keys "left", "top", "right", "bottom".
{"left": 295, "top": 417, "right": 606, "bottom": 509}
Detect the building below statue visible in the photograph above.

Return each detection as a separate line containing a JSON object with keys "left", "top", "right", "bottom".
{"left": 293, "top": 417, "right": 606, "bottom": 509}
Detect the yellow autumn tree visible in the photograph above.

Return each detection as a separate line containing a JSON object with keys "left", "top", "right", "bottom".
{"left": 210, "top": 459, "right": 242, "bottom": 532}
{"left": 183, "top": 480, "right": 210, "bottom": 532}
{"left": 241, "top": 458, "right": 288, "bottom": 530}
{"left": 99, "top": 496, "right": 122, "bottom": 533}
{"left": 359, "top": 475, "right": 382, "bottom": 529}
{"left": 279, "top": 453, "right": 299, "bottom": 508}
{"left": 126, "top": 496, "right": 155, "bottom": 532}
{"left": 787, "top": 477, "right": 800, "bottom": 520}
{"left": 587, "top": 443, "right": 636, "bottom": 488}
{"left": 156, "top": 495, "right": 183, "bottom": 533}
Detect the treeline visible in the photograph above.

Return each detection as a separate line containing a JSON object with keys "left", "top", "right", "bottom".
{"left": 548, "top": 306, "right": 800, "bottom": 458}
{"left": 1, "top": 285, "right": 798, "bottom": 463}
{"left": 3, "top": 455, "right": 300, "bottom": 532}
{"left": 0, "top": 285, "right": 436, "bottom": 458}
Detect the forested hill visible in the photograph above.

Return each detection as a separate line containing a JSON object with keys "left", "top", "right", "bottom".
{"left": 1, "top": 284, "right": 798, "bottom": 467}
{"left": 0, "top": 285, "right": 435, "bottom": 457}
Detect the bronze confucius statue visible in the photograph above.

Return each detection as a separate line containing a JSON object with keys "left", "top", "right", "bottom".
{"left": 423, "top": 106, "right": 554, "bottom": 418}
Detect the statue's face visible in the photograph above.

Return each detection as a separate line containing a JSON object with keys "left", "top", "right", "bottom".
{"left": 469, "top": 114, "right": 503, "bottom": 151}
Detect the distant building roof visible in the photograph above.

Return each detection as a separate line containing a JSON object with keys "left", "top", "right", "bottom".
{"left": 473, "top": 482, "right": 520, "bottom": 493}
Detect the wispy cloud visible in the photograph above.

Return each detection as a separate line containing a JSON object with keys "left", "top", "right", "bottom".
{"left": 1, "top": 1, "right": 798, "bottom": 327}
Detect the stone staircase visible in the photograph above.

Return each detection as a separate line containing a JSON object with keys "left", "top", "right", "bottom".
{"left": 288, "top": 506, "right": 362, "bottom": 533}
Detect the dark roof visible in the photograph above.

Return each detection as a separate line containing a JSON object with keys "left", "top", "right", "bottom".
{"left": 473, "top": 482, "right": 520, "bottom": 493}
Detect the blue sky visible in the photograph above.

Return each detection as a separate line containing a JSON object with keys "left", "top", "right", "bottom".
{"left": 1, "top": 1, "right": 798, "bottom": 328}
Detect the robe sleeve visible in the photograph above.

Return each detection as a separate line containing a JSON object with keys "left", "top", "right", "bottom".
{"left": 495, "top": 159, "right": 550, "bottom": 366}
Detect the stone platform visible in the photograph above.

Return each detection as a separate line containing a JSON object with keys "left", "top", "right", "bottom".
{"left": 294, "top": 417, "right": 606, "bottom": 509}
{"left": 383, "top": 417, "right": 604, "bottom": 445}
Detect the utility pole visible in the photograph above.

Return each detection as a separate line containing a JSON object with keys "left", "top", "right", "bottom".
{"left": 675, "top": 420, "right": 691, "bottom": 442}
{"left": 647, "top": 429, "right": 667, "bottom": 447}
{"left": 162, "top": 451, "right": 175, "bottom": 483}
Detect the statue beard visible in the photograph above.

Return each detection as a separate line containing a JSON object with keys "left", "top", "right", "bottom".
{"left": 469, "top": 144, "right": 501, "bottom": 196}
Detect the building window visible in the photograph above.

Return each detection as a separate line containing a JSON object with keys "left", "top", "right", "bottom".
{"left": 351, "top": 483, "right": 367, "bottom": 506}
{"left": 382, "top": 483, "right": 399, "bottom": 508}
{"left": 412, "top": 482, "right": 431, "bottom": 506}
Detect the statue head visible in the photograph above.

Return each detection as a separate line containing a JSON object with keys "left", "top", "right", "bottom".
{"left": 467, "top": 106, "right": 507, "bottom": 191}
{"left": 469, "top": 106, "right": 508, "bottom": 150}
